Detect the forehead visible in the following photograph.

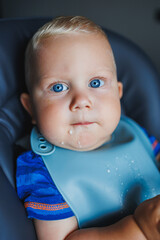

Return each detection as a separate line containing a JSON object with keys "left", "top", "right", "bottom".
{"left": 36, "top": 32, "right": 112, "bottom": 57}
{"left": 33, "top": 33, "right": 116, "bottom": 79}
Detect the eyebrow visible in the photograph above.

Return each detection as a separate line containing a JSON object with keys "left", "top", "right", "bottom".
{"left": 37, "top": 65, "right": 116, "bottom": 84}
{"left": 90, "top": 67, "right": 116, "bottom": 76}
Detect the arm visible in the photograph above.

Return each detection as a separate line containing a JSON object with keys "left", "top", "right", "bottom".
{"left": 34, "top": 216, "right": 78, "bottom": 240}
{"left": 34, "top": 195, "right": 160, "bottom": 240}
{"left": 134, "top": 195, "right": 160, "bottom": 240}
{"left": 66, "top": 215, "right": 146, "bottom": 240}
{"left": 34, "top": 215, "right": 146, "bottom": 240}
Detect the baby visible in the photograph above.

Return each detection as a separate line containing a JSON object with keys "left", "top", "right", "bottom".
{"left": 16, "top": 16, "right": 160, "bottom": 240}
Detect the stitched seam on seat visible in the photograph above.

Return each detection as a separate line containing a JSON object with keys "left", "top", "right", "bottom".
{"left": 0, "top": 120, "right": 13, "bottom": 142}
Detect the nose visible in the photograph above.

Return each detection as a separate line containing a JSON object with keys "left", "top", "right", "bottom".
{"left": 70, "top": 92, "right": 92, "bottom": 111}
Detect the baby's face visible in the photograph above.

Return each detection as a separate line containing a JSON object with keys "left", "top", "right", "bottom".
{"left": 23, "top": 33, "right": 122, "bottom": 151}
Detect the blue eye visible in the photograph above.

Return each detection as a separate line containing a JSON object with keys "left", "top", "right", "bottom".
{"left": 89, "top": 79, "right": 104, "bottom": 88}
{"left": 50, "top": 83, "right": 68, "bottom": 93}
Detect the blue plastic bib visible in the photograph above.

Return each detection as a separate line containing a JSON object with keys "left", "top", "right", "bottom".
{"left": 31, "top": 116, "right": 160, "bottom": 228}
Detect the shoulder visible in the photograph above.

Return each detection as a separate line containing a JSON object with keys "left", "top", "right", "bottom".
{"left": 120, "top": 116, "right": 160, "bottom": 160}
{"left": 120, "top": 116, "right": 151, "bottom": 139}
{"left": 120, "top": 116, "right": 142, "bottom": 129}
{"left": 16, "top": 150, "right": 49, "bottom": 176}
{"left": 17, "top": 150, "right": 43, "bottom": 165}
{"left": 16, "top": 150, "right": 49, "bottom": 180}
{"left": 16, "top": 150, "right": 56, "bottom": 199}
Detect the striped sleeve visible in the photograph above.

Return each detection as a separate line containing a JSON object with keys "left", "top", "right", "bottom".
{"left": 142, "top": 128, "right": 160, "bottom": 157}
{"left": 16, "top": 150, "right": 74, "bottom": 220}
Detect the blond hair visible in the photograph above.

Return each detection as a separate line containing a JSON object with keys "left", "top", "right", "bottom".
{"left": 25, "top": 16, "right": 110, "bottom": 91}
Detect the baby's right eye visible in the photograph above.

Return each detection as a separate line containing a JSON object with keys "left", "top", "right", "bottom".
{"left": 50, "top": 83, "right": 69, "bottom": 93}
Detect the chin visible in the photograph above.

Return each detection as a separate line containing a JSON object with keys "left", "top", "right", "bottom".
{"left": 69, "top": 136, "right": 105, "bottom": 152}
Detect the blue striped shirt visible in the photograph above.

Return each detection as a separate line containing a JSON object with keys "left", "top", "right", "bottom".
{"left": 16, "top": 150, "right": 74, "bottom": 220}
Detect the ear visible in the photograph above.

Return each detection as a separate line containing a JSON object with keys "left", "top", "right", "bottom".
{"left": 20, "top": 93, "right": 36, "bottom": 124}
{"left": 118, "top": 82, "right": 123, "bottom": 99}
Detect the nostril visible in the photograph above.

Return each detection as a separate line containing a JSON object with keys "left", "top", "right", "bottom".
{"left": 71, "top": 104, "right": 80, "bottom": 111}
{"left": 86, "top": 105, "right": 91, "bottom": 109}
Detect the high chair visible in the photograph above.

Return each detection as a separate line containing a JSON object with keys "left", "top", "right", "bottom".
{"left": 0, "top": 17, "right": 159, "bottom": 240}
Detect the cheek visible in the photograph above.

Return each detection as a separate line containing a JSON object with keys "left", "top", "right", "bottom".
{"left": 99, "top": 96, "right": 121, "bottom": 132}
{"left": 34, "top": 102, "right": 67, "bottom": 135}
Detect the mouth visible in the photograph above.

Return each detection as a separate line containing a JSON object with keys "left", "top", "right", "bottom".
{"left": 71, "top": 122, "right": 95, "bottom": 126}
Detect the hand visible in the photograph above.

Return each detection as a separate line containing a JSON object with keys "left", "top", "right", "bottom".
{"left": 134, "top": 195, "right": 160, "bottom": 240}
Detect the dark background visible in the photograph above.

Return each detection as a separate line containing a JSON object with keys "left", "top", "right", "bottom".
{"left": 0, "top": 0, "right": 160, "bottom": 74}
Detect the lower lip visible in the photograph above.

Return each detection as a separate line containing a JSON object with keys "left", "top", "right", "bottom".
{"left": 72, "top": 122, "right": 94, "bottom": 126}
